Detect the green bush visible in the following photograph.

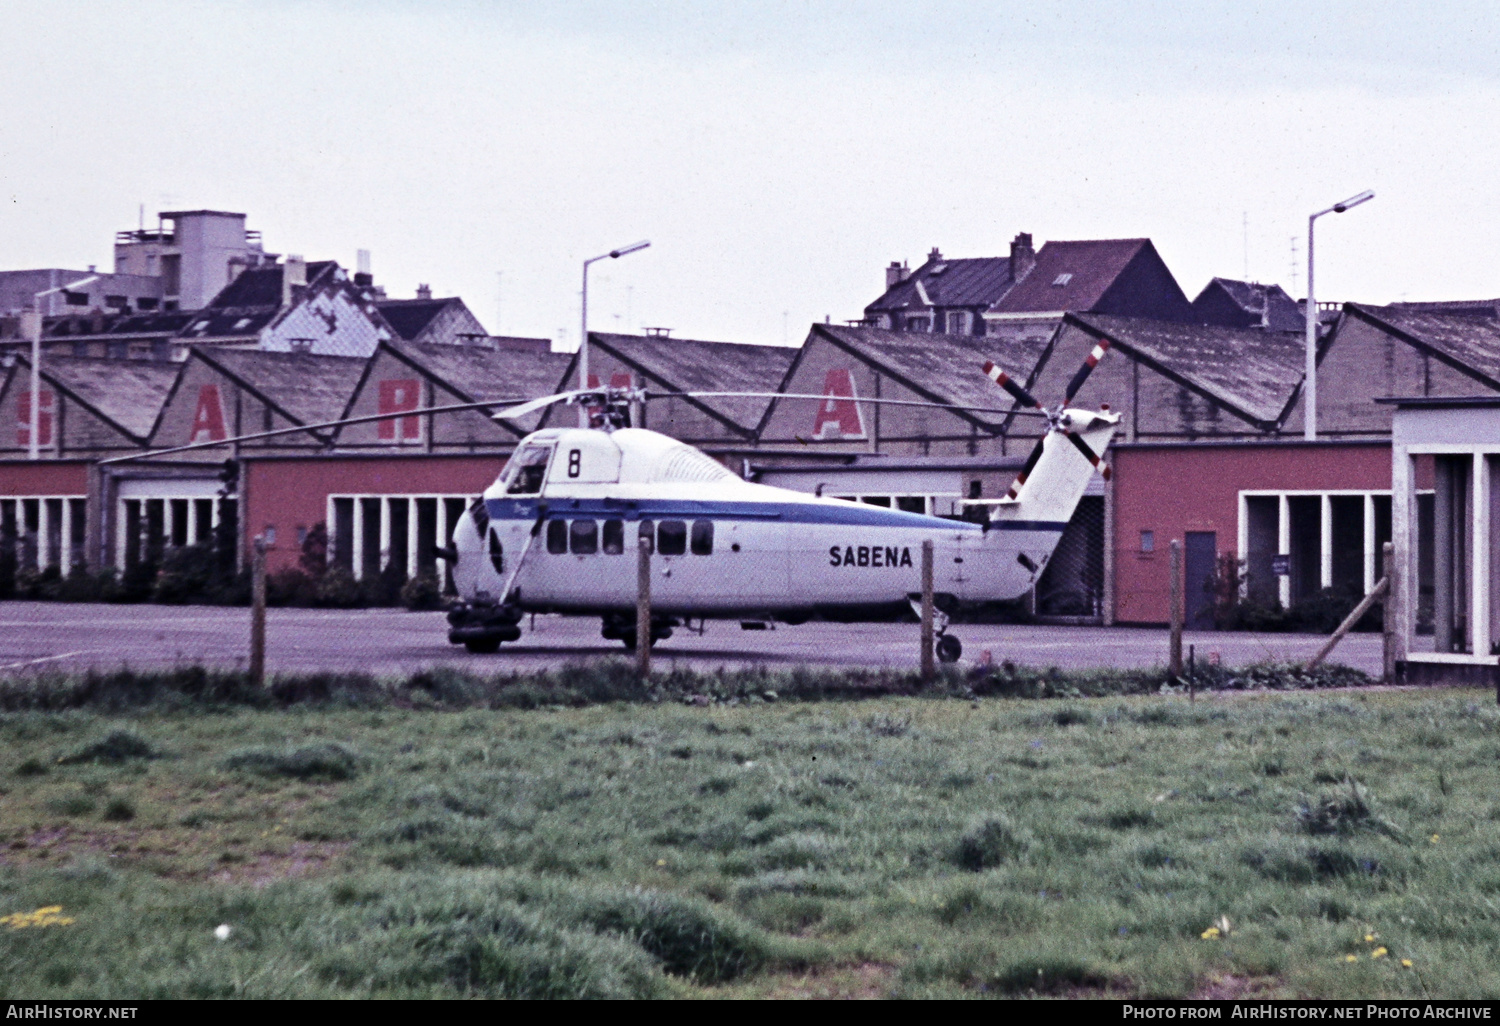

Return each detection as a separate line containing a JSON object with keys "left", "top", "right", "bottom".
{"left": 401, "top": 571, "right": 443, "bottom": 611}
{"left": 58, "top": 729, "right": 160, "bottom": 765}
{"left": 314, "top": 565, "right": 363, "bottom": 608}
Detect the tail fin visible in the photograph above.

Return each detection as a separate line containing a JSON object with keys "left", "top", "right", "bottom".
{"left": 993, "top": 410, "right": 1118, "bottom": 526}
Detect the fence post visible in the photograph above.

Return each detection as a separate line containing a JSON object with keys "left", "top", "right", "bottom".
{"left": 1169, "top": 539, "right": 1183, "bottom": 679}
{"left": 921, "top": 539, "right": 935, "bottom": 684}
{"left": 636, "top": 533, "right": 652, "bottom": 679}
{"left": 1381, "top": 540, "right": 1397, "bottom": 684}
{"left": 250, "top": 534, "right": 267, "bottom": 688}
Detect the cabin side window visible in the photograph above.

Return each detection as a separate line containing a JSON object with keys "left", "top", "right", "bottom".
{"left": 690, "top": 520, "right": 714, "bottom": 555}
{"left": 657, "top": 520, "right": 687, "bottom": 556}
{"left": 546, "top": 518, "right": 568, "bottom": 554}
{"left": 602, "top": 519, "right": 624, "bottom": 555}
{"left": 570, "top": 519, "right": 598, "bottom": 554}
{"left": 505, "top": 444, "right": 554, "bottom": 496}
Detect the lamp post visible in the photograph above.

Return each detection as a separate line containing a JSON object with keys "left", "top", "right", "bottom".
{"left": 1304, "top": 190, "right": 1373, "bottom": 441}
{"left": 25, "top": 275, "right": 99, "bottom": 459}
{"left": 580, "top": 241, "right": 650, "bottom": 426}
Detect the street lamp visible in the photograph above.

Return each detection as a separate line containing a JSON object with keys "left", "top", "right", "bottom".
{"left": 23, "top": 275, "right": 99, "bottom": 459}
{"left": 1304, "top": 190, "right": 1374, "bottom": 440}
{"left": 580, "top": 240, "right": 650, "bottom": 426}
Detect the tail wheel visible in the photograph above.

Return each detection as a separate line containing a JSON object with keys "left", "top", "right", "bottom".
{"left": 935, "top": 634, "right": 962, "bottom": 664}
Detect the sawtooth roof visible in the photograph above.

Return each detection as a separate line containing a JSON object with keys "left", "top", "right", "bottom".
{"left": 587, "top": 332, "right": 798, "bottom": 434}
{"left": 808, "top": 324, "right": 1051, "bottom": 429}
{"left": 1346, "top": 303, "right": 1500, "bottom": 386}
{"left": 21, "top": 355, "right": 180, "bottom": 440}
{"left": 195, "top": 348, "right": 367, "bottom": 427}
{"left": 865, "top": 256, "right": 1014, "bottom": 313}
{"left": 1067, "top": 313, "right": 1305, "bottom": 428}
{"left": 389, "top": 339, "right": 572, "bottom": 403}
{"left": 990, "top": 239, "right": 1151, "bottom": 314}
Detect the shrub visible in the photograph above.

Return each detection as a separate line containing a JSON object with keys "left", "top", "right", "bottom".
{"left": 102, "top": 797, "right": 136, "bottom": 821}
{"left": 315, "top": 565, "right": 363, "bottom": 608}
{"left": 267, "top": 567, "right": 316, "bottom": 607}
{"left": 401, "top": 571, "right": 443, "bottom": 611}
{"left": 954, "top": 815, "right": 1031, "bottom": 870}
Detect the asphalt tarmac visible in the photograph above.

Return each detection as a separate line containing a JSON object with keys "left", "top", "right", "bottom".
{"left": 0, "top": 602, "right": 1384, "bottom": 676}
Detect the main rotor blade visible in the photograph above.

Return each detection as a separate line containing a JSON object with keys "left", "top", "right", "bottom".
{"left": 492, "top": 390, "right": 590, "bottom": 420}
{"left": 982, "top": 360, "right": 1041, "bottom": 409}
{"left": 1064, "top": 431, "right": 1112, "bottom": 480}
{"left": 1063, "top": 339, "right": 1111, "bottom": 404}
{"left": 644, "top": 391, "right": 1048, "bottom": 418}
{"left": 1005, "top": 435, "right": 1049, "bottom": 499}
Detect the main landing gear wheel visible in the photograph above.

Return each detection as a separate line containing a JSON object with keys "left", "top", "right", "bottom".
{"left": 464, "top": 639, "right": 502, "bottom": 654}
{"left": 935, "top": 634, "right": 963, "bottom": 664}
{"left": 620, "top": 629, "right": 670, "bottom": 652}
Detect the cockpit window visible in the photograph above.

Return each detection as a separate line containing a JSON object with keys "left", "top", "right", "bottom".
{"left": 505, "top": 444, "right": 554, "bottom": 495}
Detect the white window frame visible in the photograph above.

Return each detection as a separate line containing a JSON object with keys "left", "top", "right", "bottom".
{"left": 327, "top": 493, "right": 479, "bottom": 580}
{"left": 1, "top": 495, "right": 86, "bottom": 573}
{"left": 114, "top": 494, "right": 226, "bottom": 570}
{"left": 1237, "top": 489, "right": 1392, "bottom": 608}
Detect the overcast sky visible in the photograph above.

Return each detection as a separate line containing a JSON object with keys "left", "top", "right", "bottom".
{"left": 2, "top": 1, "right": 1496, "bottom": 347}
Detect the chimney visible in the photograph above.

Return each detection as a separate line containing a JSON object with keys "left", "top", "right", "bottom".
{"left": 416, "top": 283, "right": 432, "bottom": 300}
{"left": 885, "top": 261, "right": 910, "bottom": 289}
{"left": 1009, "top": 233, "right": 1036, "bottom": 283}
{"left": 928, "top": 247, "right": 943, "bottom": 263}
{"left": 282, "top": 255, "right": 306, "bottom": 307}
{"left": 354, "top": 249, "right": 373, "bottom": 288}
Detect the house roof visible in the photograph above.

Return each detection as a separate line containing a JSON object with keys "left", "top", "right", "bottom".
{"left": 988, "top": 239, "right": 1152, "bottom": 315}
{"left": 587, "top": 332, "right": 799, "bottom": 434}
{"left": 195, "top": 348, "right": 368, "bottom": 428}
{"left": 42, "top": 311, "right": 195, "bottom": 339}
{"left": 806, "top": 324, "right": 1052, "bottom": 430}
{"left": 1192, "top": 278, "right": 1306, "bottom": 332}
{"left": 1346, "top": 303, "right": 1500, "bottom": 387}
{"left": 205, "top": 261, "right": 338, "bottom": 310}
{"left": 1067, "top": 313, "right": 1306, "bottom": 428}
{"left": 375, "top": 298, "right": 457, "bottom": 341}
{"left": 865, "top": 256, "right": 1014, "bottom": 314}
{"left": 15, "top": 355, "right": 180, "bottom": 441}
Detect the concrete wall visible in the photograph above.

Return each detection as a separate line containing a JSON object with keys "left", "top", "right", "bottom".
{"left": 150, "top": 358, "right": 327, "bottom": 457}
{"left": 0, "top": 369, "right": 140, "bottom": 459}
{"left": 1111, "top": 442, "right": 1390, "bottom": 624}
{"left": 333, "top": 348, "right": 515, "bottom": 452}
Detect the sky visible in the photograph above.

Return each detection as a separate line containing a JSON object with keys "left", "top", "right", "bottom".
{"left": 1, "top": 1, "right": 1497, "bottom": 348}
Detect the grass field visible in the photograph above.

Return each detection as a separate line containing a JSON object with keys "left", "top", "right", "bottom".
{"left": 1, "top": 676, "right": 1498, "bottom": 999}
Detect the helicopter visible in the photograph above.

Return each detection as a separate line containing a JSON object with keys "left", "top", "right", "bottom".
{"left": 441, "top": 344, "right": 1119, "bottom": 661}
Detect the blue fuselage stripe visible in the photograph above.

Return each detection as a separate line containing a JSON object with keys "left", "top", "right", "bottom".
{"left": 484, "top": 496, "right": 998, "bottom": 531}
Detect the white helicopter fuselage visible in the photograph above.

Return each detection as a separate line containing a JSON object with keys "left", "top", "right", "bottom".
{"left": 449, "top": 419, "right": 1115, "bottom": 621}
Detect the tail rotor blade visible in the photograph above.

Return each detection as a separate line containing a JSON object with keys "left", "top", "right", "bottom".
{"left": 982, "top": 360, "right": 1041, "bottom": 409}
{"left": 1063, "top": 339, "right": 1111, "bottom": 405}
{"left": 1005, "top": 434, "right": 1049, "bottom": 499}
{"left": 1064, "top": 431, "right": 1112, "bottom": 480}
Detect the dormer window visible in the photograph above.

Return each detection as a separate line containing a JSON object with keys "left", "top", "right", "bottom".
{"left": 1052, "top": 273, "right": 1073, "bottom": 286}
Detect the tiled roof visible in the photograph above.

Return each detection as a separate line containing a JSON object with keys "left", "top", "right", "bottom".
{"left": 866, "top": 256, "right": 1014, "bottom": 313}
{"left": 196, "top": 348, "right": 367, "bottom": 427}
{"left": 31, "top": 355, "right": 180, "bottom": 440}
{"left": 375, "top": 299, "right": 454, "bottom": 341}
{"left": 809, "top": 324, "right": 1051, "bottom": 429}
{"left": 1067, "top": 313, "right": 1305, "bottom": 427}
{"left": 1192, "top": 278, "right": 1306, "bottom": 332}
{"left": 587, "top": 332, "right": 798, "bottom": 433}
{"left": 206, "top": 261, "right": 338, "bottom": 310}
{"left": 42, "top": 311, "right": 195, "bottom": 339}
{"left": 1346, "top": 303, "right": 1500, "bottom": 386}
{"left": 389, "top": 340, "right": 572, "bottom": 404}
{"left": 989, "top": 239, "right": 1150, "bottom": 314}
